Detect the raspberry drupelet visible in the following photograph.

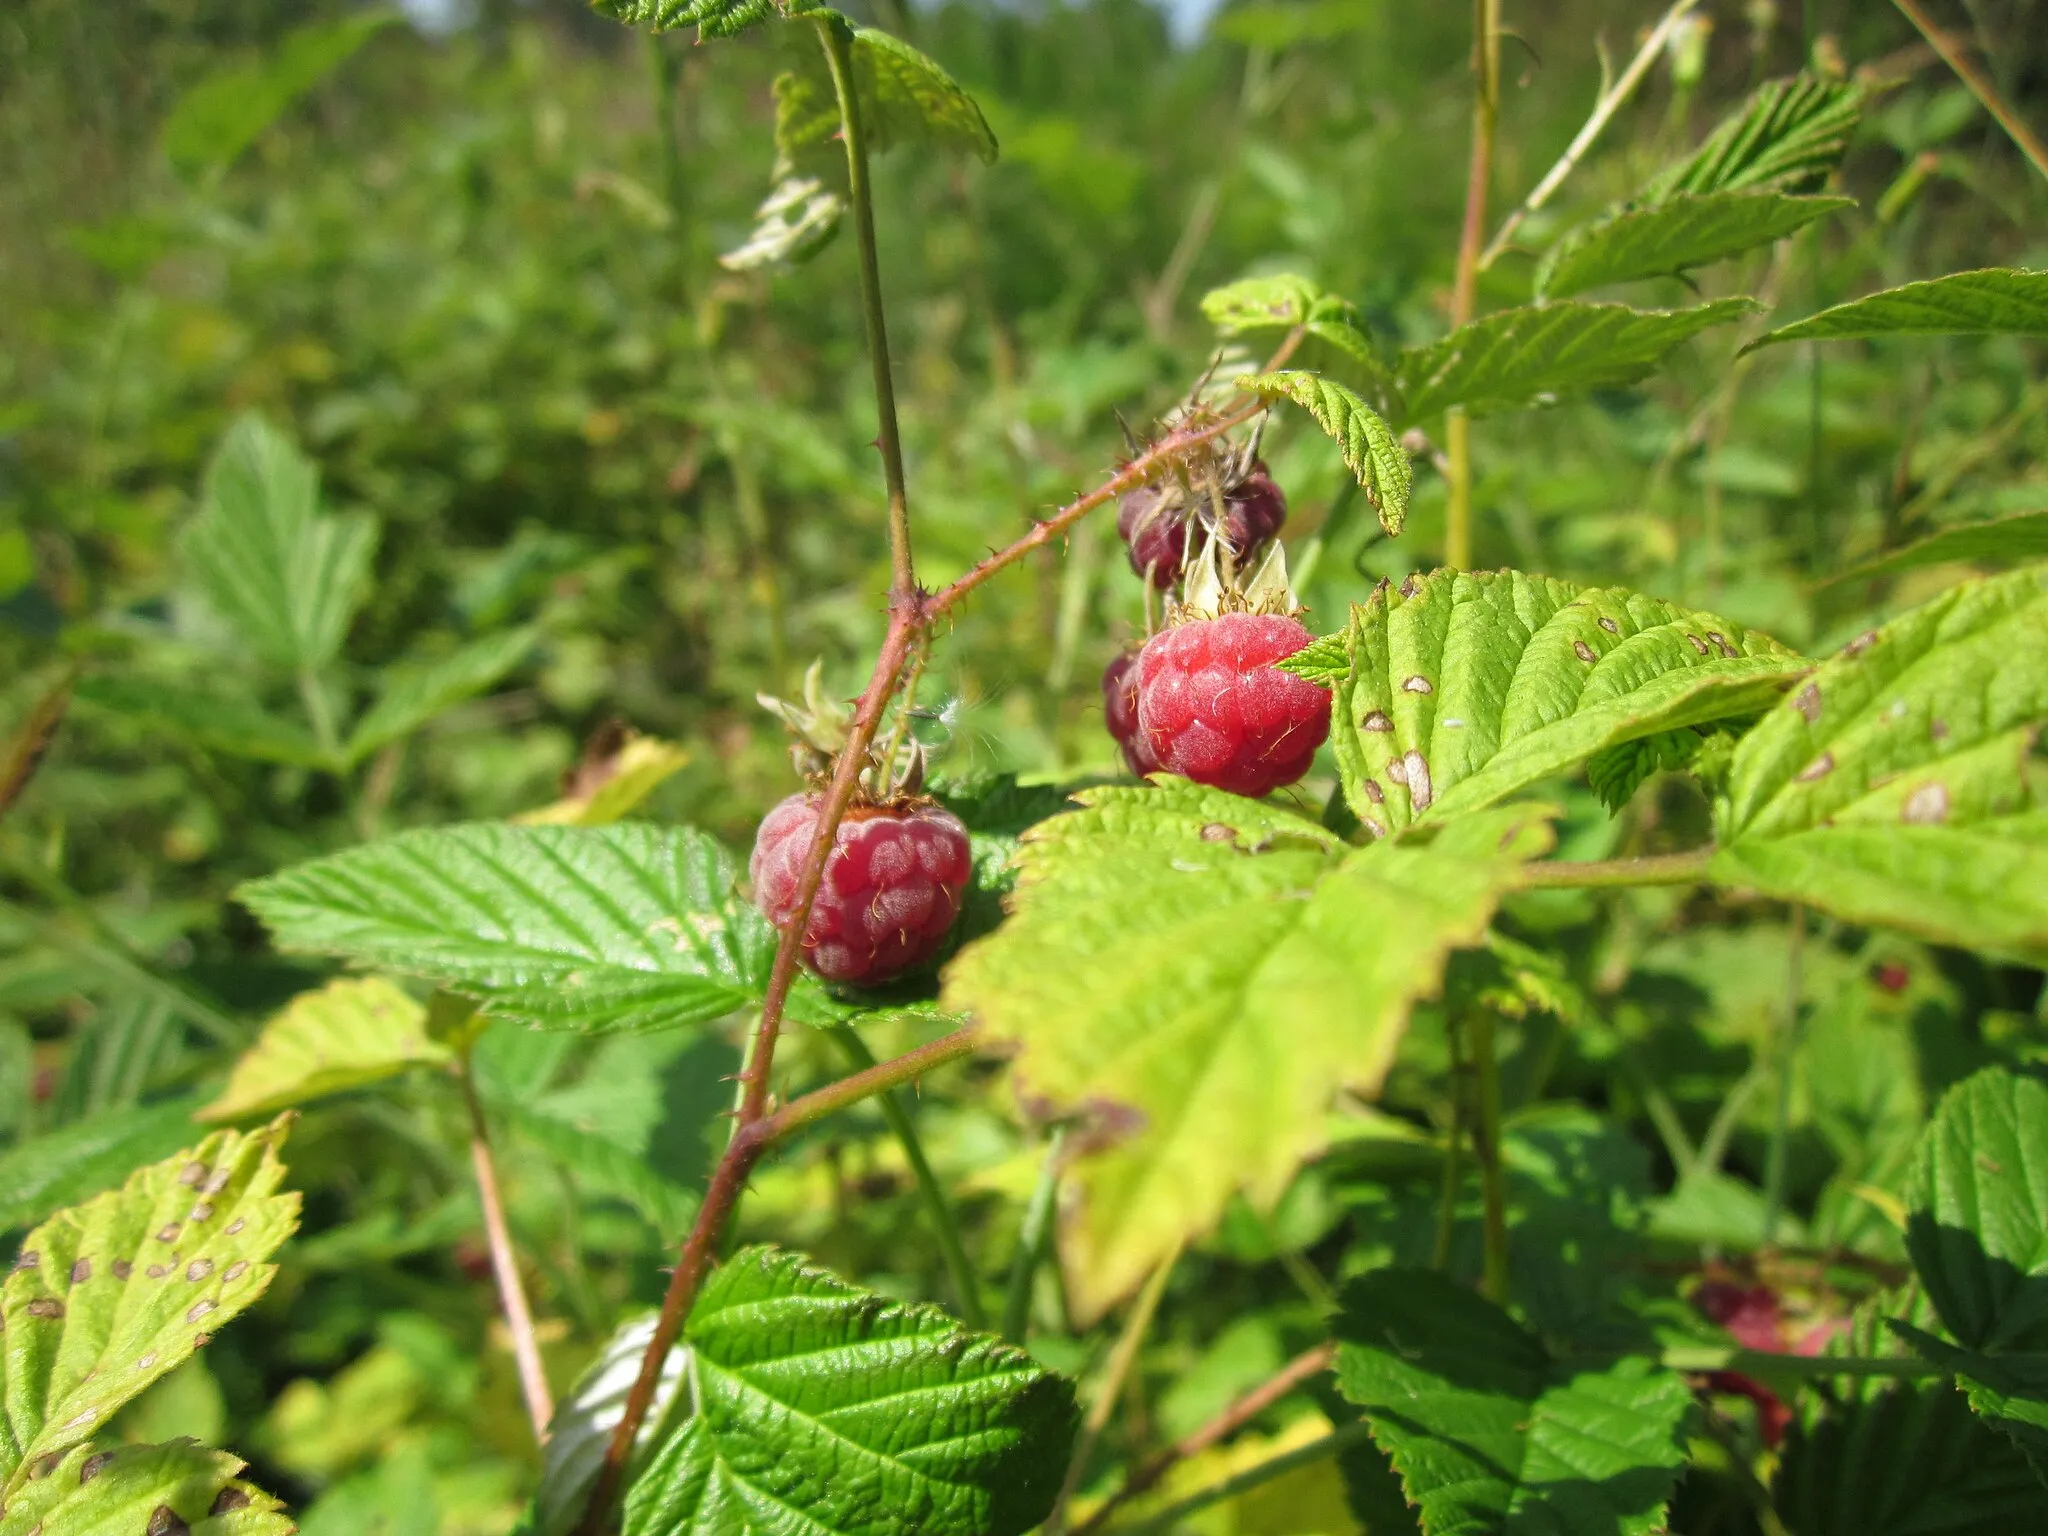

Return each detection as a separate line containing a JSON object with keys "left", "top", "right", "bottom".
{"left": 750, "top": 793, "right": 973, "bottom": 985}
{"left": 1115, "top": 459, "right": 1289, "bottom": 590}
{"left": 1135, "top": 612, "right": 1329, "bottom": 797}
{"left": 1101, "top": 651, "right": 1160, "bottom": 776}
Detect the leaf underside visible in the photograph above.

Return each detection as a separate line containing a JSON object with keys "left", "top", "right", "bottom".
{"left": 1820, "top": 510, "right": 2048, "bottom": 588}
{"left": 1236, "top": 370, "right": 1412, "bottom": 534}
{"left": 1745, "top": 268, "right": 2048, "bottom": 352}
{"left": 943, "top": 783, "right": 1554, "bottom": 1320}
{"left": 1536, "top": 191, "right": 1850, "bottom": 300}
{"left": 1645, "top": 71, "right": 1866, "bottom": 200}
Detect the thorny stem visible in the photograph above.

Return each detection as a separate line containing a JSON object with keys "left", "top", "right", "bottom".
{"left": 827, "top": 1025, "right": 986, "bottom": 1328}
{"left": 1761, "top": 905, "right": 1807, "bottom": 1246}
{"left": 1070, "top": 1342, "right": 1338, "bottom": 1536}
{"left": 1048, "top": 1245, "right": 1182, "bottom": 1535}
{"left": 1519, "top": 846, "right": 1715, "bottom": 888}
{"left": 820, "top": 18, "right": 916, "bottom": 601}
{"left": 1469, "top": 1009, "right": 1511, "bottom": 1306}
{"left": 1477, "top": 0, "right": 1706, "bottom": 269}
{"left": 1892, "top": 0, "right": 2048, "bottom": 186}
{"left": 459, "top": 1066, "right": 554, "bottom": 1443}
{"left": 1002, "top": 1125, "right": 1067, "bottom": 1341}
{"left": 1444, "top": 0, "right": 1502, "bottom": 571}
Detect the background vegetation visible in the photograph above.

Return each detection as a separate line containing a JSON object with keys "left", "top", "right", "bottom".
{"left": 3, "top": 0, "right": 2046, "bottom": 1531}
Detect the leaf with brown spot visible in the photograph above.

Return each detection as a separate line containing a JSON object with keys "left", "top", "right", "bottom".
{"left": 0, "top": 1442, "right": 288, "bottom": 1536}
{"left": 0, "top": 1120, "right": 299, "bottom": 1492}
{"left": 1712, "top": 565, "right": 2048, "bottom": 959}
{"left": 944, "top": 781, "right": 1555, "bottom": 1319}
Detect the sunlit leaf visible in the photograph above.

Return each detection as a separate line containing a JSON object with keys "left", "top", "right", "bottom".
{"left": 1536, "top": 191, "right": 1850, "bottom": 299}
{"left": 516, "top": 733, "right": 693, "bottom": 827}
{"left": 1745, "top": 268, "right": 2048, "bottom": 352}
{"left": 200, "top": 978, "right": 449, "bottom": 1123}
{"left": 526, "top": 1315, "right": 687, "bottom": 1536}
{"left": 1646, "top": 72, "right": 1867, "bottom": 200}
{"left": 0, "top": 1439, "right": 291, "bottom": 1535}
{"left": 1236, "top": 371, "right": 1411, "bottom": 534}
{"left": 1820, "top": 510, "right": 2048, "bottom": 588}
{"left": 1284, "top": 569, "right": 1803, "bottom": 837}
{"left": 623, "top": 1247, "right": 1075, "bottom": 1536}
{"left": 1710, "top": 566, "right": 2048, "bottom": 958}
{"left": 855, "top": 28, "right": 997, "bottom": 164}
{"left": 720, "top": 174, "right": 844, "bottom": 272}
{"left": 944, "top": 784, "right": 1554, "bottom": 1320}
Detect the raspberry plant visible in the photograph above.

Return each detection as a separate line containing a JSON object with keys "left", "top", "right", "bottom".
{"left": 4, "top": 4, "right": 2048, "bottom": 1536}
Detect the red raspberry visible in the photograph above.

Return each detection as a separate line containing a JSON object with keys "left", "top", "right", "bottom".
{"left": 1102, "top": 651, "right": 1160, "bottom": 776}
{"left": 1135, "top": 613, "right": 1329, "bottom": 797}
{"left": 1116, "top": 461, "right": 1289, "bottom": 589}
{"left": 750, "top": 793, "right": 973, "bottom": 985}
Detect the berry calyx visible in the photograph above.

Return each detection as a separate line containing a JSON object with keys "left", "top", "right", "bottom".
{"left": 1135, "top": 612, "right": 1329, "bottom": 797}
{"left": 1115, "top": 457, "right": 1289, "bottom": 590}
{"left": 750, "top": 792, "right": 973, "bottom": 986}
{"left": 1101, "top": 651, "right": 1160, "bottom": 777}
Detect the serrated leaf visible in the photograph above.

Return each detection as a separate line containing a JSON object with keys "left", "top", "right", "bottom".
{"left": 944, "top": 783, "right": 1554, "bottom": 1320}
{"left": 73, "top": 675, "right": 333, "bottom": 770}
{"left": 1536, "top": 192, "right": 1851, "bottom": 299}
{"left": 1745, "top": 268, "right": 2048, "bottom": 352}
{"left": 592, "top": 0, "right": 783, "bottom": 40}
{"left": 1822, "top": 510, "right": 2048, "bottom": 587}
{"left": 0, "top": 1099, "right": 207, "bottom": 1236}
{"left": 0, "top": 1119, "right": 299, "bottom": 1487}
{"left": 1645, "top": 72, "right": 1866, "bottom": 200}
{"left": 1888, "top": 1325, "right": 2048, "bottom": 1485}
{"left": 1332, "top": 1268, "right": 1693, "bottom": 1536}
{"left": 623, "top": 1246, "right": 1075, "bottom": 1536}
{"left": 239, "top": 822, "right": 781, "bottom": 1036}
{"left": 1306, "top": 569, "right": 1802, "bottom": 837}
{"left": 1905, "top": 1068, "right": 2048, "bottom": 1353}
{"left": 528, "top": 1315, "right": 687, "bottom": 1536}
{"left": 178, "top": 414, "right": 377, "bottom": 673}
{"left": 1237, "top": 371, "right": 1411, "bottom": 534}
{"left": 719, "top": 174, "right": 844, "bottom": 272}
{"left": 854, "top": 28, "right": 997, "bottom": 165}
{"left": 345, "top": 627, "right": 537, "bottom": 764}
{"left": 491, "top": 1101, "right": 698, "bottom": 1238}
{"left": 1201, "top": 274, "right": 1328, "bottom": 333}
{"left": 0, "top": 1439, "right": 291, "bottom": 1536}
{"left": 159, "top": 8, "right": 397, "bottom": 180}
{"left": 199, "top": 978, "right": 448, "bottom": 1124}
{"left": 1585, "top": 727, "right": 1706, "bottom": 813}
{"left": 1710, "top": 566, "right": 2048, "bottom": 958}
{"left": 1397, "top": 299, "right": 1759, "bottom": 421}
{"left": 516, "top": 734, "right": 693, "bottom": 827}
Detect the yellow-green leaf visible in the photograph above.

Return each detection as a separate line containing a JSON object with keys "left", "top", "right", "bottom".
{"left": 200, "top": 978, "right": 448, "bottom": 1124}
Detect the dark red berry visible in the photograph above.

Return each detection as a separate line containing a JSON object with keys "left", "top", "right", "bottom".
{"left": 1116, "top": 461, "right": 1289, "bottom": 589}
{"left": 1102, "top": 651, "right": 1160, "bottom": 776}
{"left": 1135, "top": 613, "right": 1329, "bottom": 797}
{"left": 1872, "top": 961, "right": 1911, "bottom": 994}
{"left": 750, "top": 793, "right": 973, "bottom": 985}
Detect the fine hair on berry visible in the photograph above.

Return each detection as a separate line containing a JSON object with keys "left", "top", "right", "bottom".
{"left": 750, "top": 793, "right": 973, "bottom": 985}
{"left": 1135, "top": 612, "right": 1329, "bottom": 797}
{"left": 1101, "top": 650, "right": 1159, "bottom": 776}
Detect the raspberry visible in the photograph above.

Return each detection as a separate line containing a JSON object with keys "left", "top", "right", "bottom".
{"left": 1135, "top": 612, "right": 1329, "bottom": 797}
{"left": 1116, "top": 461, "right": 1289, "bottom": 589}
{"left": 1101, "top": 651, "right": 1160, "bottom": 776}
{"left": 750, "top": 793, "right": 973, "bottom": 985}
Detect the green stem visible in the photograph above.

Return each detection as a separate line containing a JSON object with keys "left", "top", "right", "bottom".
{"left": 1469, "top": 1008, "right": 1510, "bottom": 1306}
{"left": 1003, "top": 1126, "right": 1066, "bottom": 1341}
{"left": 1050, "top": 1245, "right": 1181, "bottom": 1535}
{"left": 297, "top": 666, "right": 344, "bottom": 765}
{"left": 1432, "top": 1013, "right": 1466, "bottom": 1272}
{"left": 1519, "top": 847, "right": 1714, "bottom": 889}
{"left": 1105, "top": 1420, "right": 1376, "bottom": 1536}
{"left": 828, "top": 1025, "right": 986, "bottom": 1329}
{"left": 1761, "top": 905, "right": 1806, "bottom": 1247}
{"left": 818, "top": 17, "right": 915, "bottom": 603}
{"left": 1443, "top": 0, "right": 1501, "bottom": 571}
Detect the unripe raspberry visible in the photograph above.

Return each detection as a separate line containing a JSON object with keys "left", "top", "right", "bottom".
{"left": 1135, "top": 612, "right": 1328, "bottom": 797}
{"left": 1116, "top": 461, "right": 1289, "bottom": 589}
{"left": 1116, "top": 486, "right": 1187, "bottom": 590}
{"left": 1101, "top": 651, "right": 1160, "bottom": 776}
{"left": 750, "top": 793, "right": 973, "bottom": 985}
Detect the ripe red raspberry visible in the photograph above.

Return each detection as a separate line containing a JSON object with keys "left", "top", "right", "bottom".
{"left": 1116, "top": 461, "right": 1289, "bottom": 589}
{"left": 1135, "top": 613, "right": 1328, "bottom": 797}
{"left": 1101, "top": 651, "right": 1160, "bottom": 776}
{"left": 750, "top": 793, "right": 973, "bottom": 985}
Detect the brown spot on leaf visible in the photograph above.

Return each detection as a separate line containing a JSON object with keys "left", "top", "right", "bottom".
{"left": 1361, "top": 708, "right": 1393, "bottom": 732}
{"left": 1930, "top": 719, "right": 1950, "bottom": 741}
{"left": 1902, "top": 782, "right": 1950, "bottom": 825}
{"left": 186, "top": 1299, "right": 217, "bottom": 1324}
{"left": 14, "top": 1250, "right": 37, "bottom": 1271}
{"left": 69, "top": 1258, "right": 90, "bottom": 1284}
{"left": 1844, "top": 629, "right": 1879, "bottom": 656}
{"left": 1796, "top": 752, "right": 1835, "bottom": 782}
{"left": 30, "top": 1452, "right": 61, "bottom": 1479}
{"left": 210, "top": 1489, "right": 251, "bottom": 1515}
{"left": 79, "top": 1452, "right": 113, "bottom": 1484}
{"left": 145, "top": 1506, "right": 190, "bottom": 1536}
{"left": 1399, "top": 574, "right": 1420, "bottom": 598}
{"left": 185, "top": 1259, "right": 214, "bottom": 1283}
{"left": 188, "top": 1203, "right": 214, "bottom": 1223}
{"left": 178, "top": 1162, "right": 206, "bottom": 1188}
{"left": 1402, "top": 676, "right": 1433, "bottom": 695}
{"left": 1064, "top": 1097, "right": 1149, "bottom": 1160}
{"left": 201, "top": 1168, "right": 231, "bottom": 1196}
{"left": 1793, "top": 683, "right": 1821, "bottom": 723}
{"left": 1708, "top": 631, "right": 1738, "bottom": 658}
{"left": 1686, "top": 634, "right": 1709, "bottom": 655}
{"left": 223, "top": 1219, "right": 245, "bottom": 1236}
{"left": 25, "top": 1298, "right": 62, "bottom": 1319}
{"left": 1362, "top": 779, "right": 1384, "bottom": 805}
{"left": 1199, "top": 823, "right": 1235, "bottom": 843}
{"left": 137, "top": 1353, "right": 157, "bottom": 1371}
{"left": 111, "top": 1260, "right": 131, "bottom": 1280}
{"left": 1598, "top": 617, "right": 1620, "bottom": 634}
{"left": 223, "top": 1261, "right": 249, "bottom": 1282}
{"left": 146, "top": 1265, "right": 169, "bottom": 1279}
{"left": 155, "top": 1223, "right": 180, "bottom": 1244}
{"left": 1573, "top": 640, "right": 1598, "bottom": 664}
{"left": 1403, "top": 750, "right": 1434, "bottom": 812}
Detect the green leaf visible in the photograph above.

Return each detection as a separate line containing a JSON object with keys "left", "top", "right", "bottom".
{"left": 720, "top": 174, "right": 844, "bottom": 272}
{"left": 1905, "top": 1068, "right": 2048, "bottom": 1353}
{"left": 199, "top": 978, "right": 449, "bottom": 1124}
{"left": 159, "top": 8, "right": 397, "bottom": 179}
{"left": 1536, "top": 192, "right": 1851, "bottom": 299}
{"left": 1332, "top": 1268, "right": 1694, "bottom": 1536}
{"left": 344, "top": 627, "right": 537, "bottom": 764}
{"left": 0, "top": 1099, "right": 206, "bottom": 1235}
{"left": 177, "top": 414, "right": 377, "bottom": 674}
{"left": 1201, "top": 273, "right": 1329, "bottom": 333}
{"left": 527, "top": 1315, "right": 687, "bottom": 1536}
{"left": 1586, "top": 727, "right": 1707, "bottom": 813}
{"left": 1820, "top": 510, "right": 2048, "bottom": 588}
{"left": 1397, "top": 299, "right": 1759, "bottom": 421}
{"left": 1236, "top": 371, "right": 1411, "bottom": 534}
{"left": 516, "top": 734, "right": 694, "bottom": 827}
{"left": 74, "top": 675, "right": 332, "bottom": 770}
{"left": 1293, "top": 569, "right": 1802, "bottom": 837}
{"left": 238, "top": 822, "right": 777, "bottom": 1035}
{"left": 592, "top": 0, "right": 784, "bottom": 40}
{"left": 623, "top": 1246, "right": 1075, "bottom": 1536}
{"left": 943, "top": 783, "right": 1554, "bottom": 1320}
{"left": 1745, "top": 268, "right": 2048, "bottom": 352}
{"left": 854, "top": 28, "right": 998, "bottom": 165}
{"left": 1, "top": 1119, "right": 299, "bottom": 1488}
{"left": 1644, "top": 72, "right": 1866, "bottom": 199}
{"left": 491, "top": 1101, "right": 698, "bottom": 1239}
{"left": 1889, "top": 1326, "right": 2048, "bottom": 1485}
{"left": 0, "top": 1439, "right": 291, "bottom": 1535}
{"left": 1710, "top": 566, "right": 2048, "bottom": 958}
